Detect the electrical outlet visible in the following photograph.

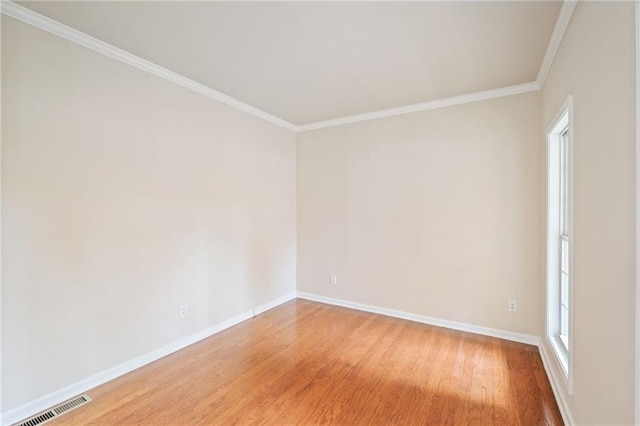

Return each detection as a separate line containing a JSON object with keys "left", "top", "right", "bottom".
{"left": 180, "top": 304, "right": 188, "bottom": 317}
{"left": 330, "top": 274, "right": 337, "bottom": 285}
{"left": 508, "top": 300, "right": 517, "bottom": 312}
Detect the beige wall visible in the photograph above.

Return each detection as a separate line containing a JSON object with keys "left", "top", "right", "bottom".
{"left": 297, "top": 92, "right": 544, "bottom": 336}
{"left": 541, "top": 2, "right": 636, "bottom": 424}
{"left": 2, "top": 17, "right": 296, "bottom": 411}
{"left": 3, "top": 2, "right": 637, "bottom": 423}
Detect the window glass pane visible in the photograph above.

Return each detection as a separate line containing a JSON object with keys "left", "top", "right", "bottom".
{"left": 560, "top": 305, "right": 569, "bottom": 345}
{"left": 560, "top": 129, "right": 569, "bottom": 235}
{"left": 547, "top": 107, "right": 571, "bottom": 373}
{"left": 561, "top": 272, "right": 569, "bottom": 308}
{"left": 561, "top": 239, "right": 569, "bottom": 274}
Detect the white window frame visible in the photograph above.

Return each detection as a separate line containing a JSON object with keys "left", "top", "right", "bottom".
{"left": 546, "top": 95, "right": 574, "bottom": 394}
{"left": 635, "top": 2, "right": 640, "bottom": 423}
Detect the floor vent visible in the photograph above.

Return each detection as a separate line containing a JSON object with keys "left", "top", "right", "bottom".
{"left": 15, "top": 394, "right": 92, "bottom": 426}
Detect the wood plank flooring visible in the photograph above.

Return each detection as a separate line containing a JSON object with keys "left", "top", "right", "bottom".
{"left": 45, "top": 299, "right": 562, "bottom": 425}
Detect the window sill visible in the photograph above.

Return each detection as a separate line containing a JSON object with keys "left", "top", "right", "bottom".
{"left": 549, "top": 335, "right": 569, "bottom": 379}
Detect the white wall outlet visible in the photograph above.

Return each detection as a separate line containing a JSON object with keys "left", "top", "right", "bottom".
{"left": 508, "top": 300, "right": 517, "bottom": 312}
{"left": 180, "top": 304, "right": 188, "bottom": 317}
{"left": 330, "top": 274, "right": 337, "bottom": 285}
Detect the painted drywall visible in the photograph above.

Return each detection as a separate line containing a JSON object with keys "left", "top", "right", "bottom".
{"left": 540, "top": 2, "right": 636, "bottom": 424}
{"left": 297, "top": 91, "right": 544, "bottom": 336}
{"left": 1, "top": 16, "right": 296, "bottom": 411}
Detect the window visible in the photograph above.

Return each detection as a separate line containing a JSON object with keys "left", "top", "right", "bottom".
{"left": 559, "top": 128, "right": 570, "bottom": 349}
{"left": 546, "top": 96, "right": 573, "bottom": 390}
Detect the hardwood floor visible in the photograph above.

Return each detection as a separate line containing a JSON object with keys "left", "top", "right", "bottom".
{"left": 45, "top": 299, "right": 562, "bottom": 425}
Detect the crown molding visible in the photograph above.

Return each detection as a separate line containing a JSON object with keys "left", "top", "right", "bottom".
{"left": 0, "top": 1, "right": 298, "bottom": 132}
{"left": 2, "top": 0, "right": 574, "bottom": 133}
{"left": 297, "top": 0, "right": 576, "bottom": 132}
{"left": 297, "top": 81, "right": 541, "bottom": 132}
{"left": 536, "top": 0, "right": 577, "bottom": 87}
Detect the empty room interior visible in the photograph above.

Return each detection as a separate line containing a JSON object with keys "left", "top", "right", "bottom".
{"left": 1, "top": 1, "right": 639, "bottom": 425}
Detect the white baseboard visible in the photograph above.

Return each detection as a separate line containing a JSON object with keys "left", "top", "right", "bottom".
{"left": 539, "top": 339, "right": 576, "bottom": 425}
{"left": 0, "top": 292, "right": 296, "bottom": 426}
{"left": 296, "top": 292, "right": 540, "bottom": 346}
{"left": 253, "top": 292, "right": 296, "bottom": 316}
{"left": 299, "top": 290, "right": 572, "bottom": 424}
{"left": 4, "top": 292, "right": 565, "bottom": 426}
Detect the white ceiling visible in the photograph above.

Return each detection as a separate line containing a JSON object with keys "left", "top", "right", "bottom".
{"left": 17, "top": 1, "right": 562, "bottom": 126}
